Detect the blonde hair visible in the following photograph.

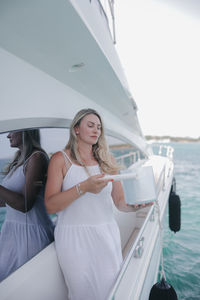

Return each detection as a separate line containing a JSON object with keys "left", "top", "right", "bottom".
{"left": 5, "top": 129, "right": 45, "bottom": 175}
{"left": 66, "top": 108, "right": 120, "bottom": 174}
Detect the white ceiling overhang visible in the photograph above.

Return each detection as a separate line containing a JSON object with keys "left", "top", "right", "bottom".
{"left": 0, "top": 0, "right": 149, "bottom": 154}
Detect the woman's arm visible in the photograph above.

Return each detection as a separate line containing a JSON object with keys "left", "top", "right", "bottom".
{"left": 44, "top": 152, "right": 78, "bottom": 214}
{"left": 23, "top": 152, "right": 49, "bottom": 212}
{"left": 44, "top": 152, "right": 113, "bottom": 214}
{"left": 0, "top": 152, "right": 48, "bottom": 212}
{"left": 0, "top": 185, "right": 24, "bottom": 210}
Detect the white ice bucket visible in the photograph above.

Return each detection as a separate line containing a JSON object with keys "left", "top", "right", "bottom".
{"left": 120, "top": 165, "right": 157, "bottom": 205}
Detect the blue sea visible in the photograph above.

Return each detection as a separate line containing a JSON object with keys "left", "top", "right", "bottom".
{"left": 160, "top": 142, "right": 200, "bottom": 300}
{"left": 0, "top": 143, "right": 200, "bottom": 299}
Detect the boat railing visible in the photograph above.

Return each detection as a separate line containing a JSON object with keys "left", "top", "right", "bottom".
{"left": 115, "top": 148, "right": 172, "bottom": 194}
{"left": 156, "top": 164, "right": 167, "bottom": 195}
{"left": 157, "top": 145, "right": 174, "bottom": 160}
{"left": 149, "top": 144, "right": 174, "bottom": 194}
{"left": 89, "top": 0, "right": 116, "bottom": 43}
{"left": 115, "top": 151, "right": 141, "bottom": 166}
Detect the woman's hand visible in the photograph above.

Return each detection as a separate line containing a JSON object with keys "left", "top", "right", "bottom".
{"left": 81, "top": 174, "right": 113, "bottom": 194}
{"left": 125, "top": 201, "right": 154, "bottom": 212}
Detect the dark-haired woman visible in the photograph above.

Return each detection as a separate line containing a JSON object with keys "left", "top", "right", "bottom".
{"left": 0, "top": 130, "right": 54, "bottom": 282}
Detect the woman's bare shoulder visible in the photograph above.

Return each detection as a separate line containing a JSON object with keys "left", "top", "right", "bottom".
{"left": 50, "top": 150, "right": 71, "bottom": 168}
{"left": 50, "top": 151, "right": 64, "bottom": 163}
{"left": 49, "top": 151, "right": 71, "bottom": 177}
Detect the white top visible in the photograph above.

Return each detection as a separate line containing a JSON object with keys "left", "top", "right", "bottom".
{"left": 56, "top": 151, "right": 115, "bottom": 226}
{"left": 54, "top": 151, "right": 122, "bottom": 300}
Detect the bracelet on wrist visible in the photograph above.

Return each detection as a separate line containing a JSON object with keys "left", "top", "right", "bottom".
{"left": 76, "top": 183, "right": 84, "bottom": 196}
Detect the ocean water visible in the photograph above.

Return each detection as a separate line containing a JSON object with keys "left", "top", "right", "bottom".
{"left": 0, "top": 143, "right": 200, "bottom": 299}
{"left": 155, "top": 142, "right": 200, "bottom": 300}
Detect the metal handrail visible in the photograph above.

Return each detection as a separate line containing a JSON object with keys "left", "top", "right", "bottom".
{"left": 107, "top": 0, "right": 116, "bottom": 44}
{"left": 89, "top": 0, "right": 116, "bottom": 44}
{"left": 115, "top": 151, "right": 141, "bottom": 166}
{"left": 90, "top": 0, "right": 109, "bottom": 24}
{"left": 155, "top": 164, "right": 166, "bottom": 195}
{"left": 157, "top": 145, "right": 174, "bottom": 159}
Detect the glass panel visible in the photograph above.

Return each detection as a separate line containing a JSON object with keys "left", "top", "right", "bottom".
{"left": 0, "top": 131, "right": 32, "bottom": 281}
{"left": 0, "top": 128, "right": 69, "bottom": 282}
{"left": 40, "top": 127, "right": 70, "bottom": 224}
{"left": 23, "top": 129, "right": 54, "bottom": 267}
{"left": 40, "top": 128, "right": 69, "bottom": 155}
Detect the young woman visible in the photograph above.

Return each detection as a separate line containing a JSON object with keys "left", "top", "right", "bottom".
{"left": 0, "top": 130, "right": 54, "bottom": 282}
{"left": 45, "top": 108, "right": 149, "bottom": 300}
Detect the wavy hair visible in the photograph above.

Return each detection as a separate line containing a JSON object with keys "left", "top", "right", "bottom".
{"left": 66, "top": 108, "right": 120, "bottom": 174}
{"left": 5, "top": 129, "right": 45, "bottom": 175}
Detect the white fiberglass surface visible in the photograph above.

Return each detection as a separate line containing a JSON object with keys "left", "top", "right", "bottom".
{"left": 0, "top": 0, "right": 141, "bottom": 135}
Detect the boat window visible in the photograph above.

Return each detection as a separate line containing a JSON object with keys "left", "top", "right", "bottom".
{"left": 107, "top": 135, "right": 145, "bottom": 168}
{"left": 40, "top": 128, "right": 70, "bottom": 155}
{"left": 0, "top": 128, "right": 69, "bottom": 282}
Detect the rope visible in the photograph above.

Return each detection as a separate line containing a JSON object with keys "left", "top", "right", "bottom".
{"left": 108, "top": 0, "right": 116, "bottom": 44}
{"left": 155, "top": 199, "right": 166, "bottom": 281}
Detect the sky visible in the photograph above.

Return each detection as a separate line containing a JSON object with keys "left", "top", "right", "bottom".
{"left": 1, "top": 1, "right": 199, "bottom": 160}
{"left": 113, "top": 0, "right": 200, "bottom": 138}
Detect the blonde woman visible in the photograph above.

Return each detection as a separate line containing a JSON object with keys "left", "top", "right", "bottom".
{"left": 45, "top": 109, "right": 146, "bottom": 300}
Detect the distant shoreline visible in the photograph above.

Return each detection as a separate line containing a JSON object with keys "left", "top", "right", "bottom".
{"left": 109, "top": 136, "right": 200, "bottom": 150}
{"left": 145, "top": 135, "right": 200, "bottom": 143}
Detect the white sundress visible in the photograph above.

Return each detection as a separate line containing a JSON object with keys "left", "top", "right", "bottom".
{"left": 0, "top": 151, "right": 54, "bottom": 282}
{"left": 54, "top": 151, "right": 123, "bottom": 300}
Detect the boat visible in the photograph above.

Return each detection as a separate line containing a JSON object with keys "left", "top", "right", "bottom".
{"left": 0, "top": 1, "right": 175, "bottom": 299}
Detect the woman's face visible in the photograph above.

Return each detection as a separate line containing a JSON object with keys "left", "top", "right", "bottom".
{"left": 76, "top": 114, "right": 101, "bottom": 145}
{"left": 7, "top": 131, "right": 23, "bottom": 149}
